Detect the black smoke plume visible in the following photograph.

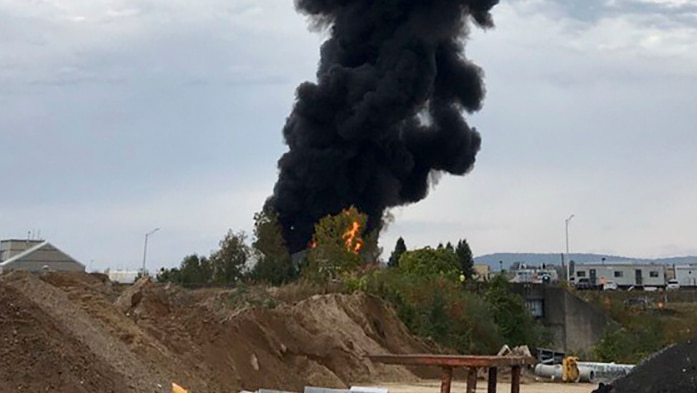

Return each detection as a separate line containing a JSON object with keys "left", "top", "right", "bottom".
{"left": 267, "top": 0, "right": 498, "bottom": 254}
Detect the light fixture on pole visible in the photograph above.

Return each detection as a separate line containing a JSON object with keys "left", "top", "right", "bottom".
{"left": 565, "top": 214, "right": 574, "bottom": 281}
{"left": 142, "top": 227, "right": 160, "bottom": 276}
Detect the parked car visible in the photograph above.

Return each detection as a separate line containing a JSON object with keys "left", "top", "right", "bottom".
{"left": 667, "top": 279, "right": 680, "bottom": 291}
{"left": 603, "top": 281, "right": 618, "bottom": 291}
{"left": 575, "top": 278, "right": 592, "bottom": 290}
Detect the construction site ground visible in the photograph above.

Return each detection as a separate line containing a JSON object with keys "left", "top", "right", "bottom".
{"left": 0, "top": 271, "right": 451, "bottom": 393}
{"left": 7, "top": 270, "right": 696, "bottom": 393}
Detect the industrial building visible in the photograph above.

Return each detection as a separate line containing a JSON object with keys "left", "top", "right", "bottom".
{"left": 0, "top": 239, "right": 85, "bottom": 273}
{"left": 104, "top": 268, "right": 140, "bottom": 284}
{"left": 510, "top": 266, "right": 560, "bottom": 284}
{"left": 572, "top": 262, "right": 665, "bottom": 289}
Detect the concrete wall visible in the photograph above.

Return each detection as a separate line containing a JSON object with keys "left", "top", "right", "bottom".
{"left": 563, "top": 290, "right": 610, "bottom": 353}
{"left": 511, "top": 284, "right": 610, "bottom": 354}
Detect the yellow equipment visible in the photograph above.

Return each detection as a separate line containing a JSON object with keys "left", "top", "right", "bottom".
{"left": 172, "top": 382, "right": 189, "bottom": 393}
{"left": 562, "top": 356, "right": 580, "bottom": 383}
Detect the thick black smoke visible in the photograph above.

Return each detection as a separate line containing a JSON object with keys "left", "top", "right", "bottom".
{"left": 267, "top": 0, "right": 498, "bottom": 253}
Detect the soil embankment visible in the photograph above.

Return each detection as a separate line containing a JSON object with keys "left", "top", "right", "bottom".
{"left": 0, "top": 272, "right": 439, "bottom": 392}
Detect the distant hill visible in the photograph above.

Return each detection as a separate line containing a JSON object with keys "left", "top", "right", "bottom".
{"left": 474, "top": 253, "right": 697, "bottom": 271}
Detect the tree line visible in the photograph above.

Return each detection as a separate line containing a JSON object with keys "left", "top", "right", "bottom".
{"left": 155, "top": 206, "right": 547, "bottom": 353}
{"left": 156, "top": 206, "right": 476, "bottom": 287}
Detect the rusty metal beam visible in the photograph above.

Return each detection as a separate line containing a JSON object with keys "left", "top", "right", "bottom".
{"left": 511, "top": 366, "right": 521, "bottom": 393}
{"left": 440, "top": 366, "right": 453, "bottom": 393}
{"left": 466, "top": 367, "right": 478, "bottom": 393}
{"left": 487, "top": 367, "right": 498, "bottom": 393}
{"left": 368, "top": 354, "right": 535, "bottom": 368}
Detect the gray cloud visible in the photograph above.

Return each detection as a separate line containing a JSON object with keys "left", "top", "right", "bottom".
{"left": 1, "top": 0, "right": 696, "bottom": 271}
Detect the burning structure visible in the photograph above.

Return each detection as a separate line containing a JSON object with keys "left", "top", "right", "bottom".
{"left": 267, "top": 0, "right": 499, "bottom": 253}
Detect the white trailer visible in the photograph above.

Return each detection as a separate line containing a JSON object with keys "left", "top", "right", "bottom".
{"left": 572, "top": 262, "right": 665, "bottom": 288}
{"left": 673, "top": 264, "right": 697, "bottom": 288}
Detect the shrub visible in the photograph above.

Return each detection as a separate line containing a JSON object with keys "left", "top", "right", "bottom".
{"left": 484, "top": 275, "right": 549, "bottom": 348}
{"left": 364, "top": 269, "right": 504, "bottom": 354}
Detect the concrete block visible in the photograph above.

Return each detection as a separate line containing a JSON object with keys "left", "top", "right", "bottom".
{"left": 303, "top": 387, "right": 350, "bottom": 393}
{"left": 350, "top": 386, "right": 389, "bottom": 393}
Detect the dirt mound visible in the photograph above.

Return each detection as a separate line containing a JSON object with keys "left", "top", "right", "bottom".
{"left": 0, "top": 282, "right": 131, "bottom": 393}
{"left": 607, "top": 336, "right": 697, "bottom": 393}
{"left": 125, "top": 283, "right": 437, "bottom": 391}
{"left": 0, "top": 272, "right": 442, "bottom": 393}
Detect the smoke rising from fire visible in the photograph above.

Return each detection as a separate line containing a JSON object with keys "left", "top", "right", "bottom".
{"left": 267, "top": 0, "right": 498, "bottom": 253}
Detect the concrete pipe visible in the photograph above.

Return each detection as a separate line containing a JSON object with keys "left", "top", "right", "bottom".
{"left": 534, "top": 364, "right": 595, "bottom": 383}
{"left": 534, "top": 364, "right": 563, "bottom": 380}
{"left": 577, "top": 362, "right": 634, "bottom": 383}
{"left": 578, "top": 366, "right": 596, "bottom": 383}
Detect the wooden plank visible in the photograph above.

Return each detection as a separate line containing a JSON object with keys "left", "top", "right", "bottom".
{"left": 440, "top": 366, "right": 453, "bottom": 393}
{"left": 368, "top": 354, "right": 535, "bottom": 368}
{"left": 487, "top": 367, "right": 497, "bottom": 393}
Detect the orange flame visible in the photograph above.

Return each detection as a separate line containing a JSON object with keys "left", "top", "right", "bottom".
{"left": 343, "top": 220, "right": 363, "bottom": 254}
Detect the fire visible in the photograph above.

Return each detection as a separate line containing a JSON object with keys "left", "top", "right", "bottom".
{"left": 308, "top": 207, "right": 365, "bottom": 254}
{"left": 343, "top": 220, "right": 363, "bottom": 254}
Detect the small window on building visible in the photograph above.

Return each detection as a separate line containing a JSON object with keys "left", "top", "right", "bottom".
{"left": 614, "top": 271, "right": 623, "bottom": 278}
{"left": 650, "top": 271, "right": 660, "bottom": 278}
{"left": 526, "top": 300, "right": 544, "bottom": 319}
{"left": 577, "top": 271, "right": 586, "bottom": 277}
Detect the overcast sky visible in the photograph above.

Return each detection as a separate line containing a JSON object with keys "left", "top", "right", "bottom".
{"left": 1, "top": 0, "right": 696, "bottom": 272}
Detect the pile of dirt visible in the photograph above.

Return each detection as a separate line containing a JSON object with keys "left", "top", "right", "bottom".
{"left": 601, "top": 337, "right": 697, "bottom": 393}
{"left": 0, "top": 271, "right": 442, "bottom": 393}
{"left": 0, "top": 282, "right": 132, "bottom": 393}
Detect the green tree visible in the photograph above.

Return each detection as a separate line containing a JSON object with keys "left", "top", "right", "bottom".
{"left": 456, "top": 239, "right": 475, "bottom": 280}
{"left": 156, "top": 267, "right": 181, "bottom": 283}
{"left": 484, "top": 275, "right": 545, "bottom": 347}
{"left": 210, "top": 230, "right": 250, "bottom": 284}
{"left": 398, "top": 247, "right": 460, "bottom": 279}
{"left": 178, "top": 254, "right": 212, "bottom": 285}
{"left": 304, "top": 206, "right": 367, "bottom": 283}
{"left": 388, "top": 237, "right": 407, "bottom": 268}
{"left": 250, "top": 208, "right": 295, "bottom": 285}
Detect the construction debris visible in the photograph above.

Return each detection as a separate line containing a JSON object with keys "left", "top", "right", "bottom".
{"left": 497, "top": 344, "right": 532, "bottom": 358}
{"left": 601, "top": 337, "right": 697, "bottom": 392}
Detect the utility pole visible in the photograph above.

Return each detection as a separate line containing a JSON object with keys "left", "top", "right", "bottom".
{"left": 565, "top": 214, "right": 574, "bottom": 281}
{"left": 141, "top": 227, "right": 160, "bottom": 276}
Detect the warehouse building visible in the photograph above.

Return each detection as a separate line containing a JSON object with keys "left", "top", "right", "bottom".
{"left": 0, "top": 239, "right": 85, "bottom": 273}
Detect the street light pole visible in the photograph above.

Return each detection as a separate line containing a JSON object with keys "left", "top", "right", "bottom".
{"left": 141, "top": 227, "right": 160, "bottom": 276}
{"left": 565, "top": 214, "right": 574, "bottom": 281}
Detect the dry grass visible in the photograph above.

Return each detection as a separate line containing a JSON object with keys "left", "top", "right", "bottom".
{"left": 270, "top": 279, "right": 348, "bottom": 304}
